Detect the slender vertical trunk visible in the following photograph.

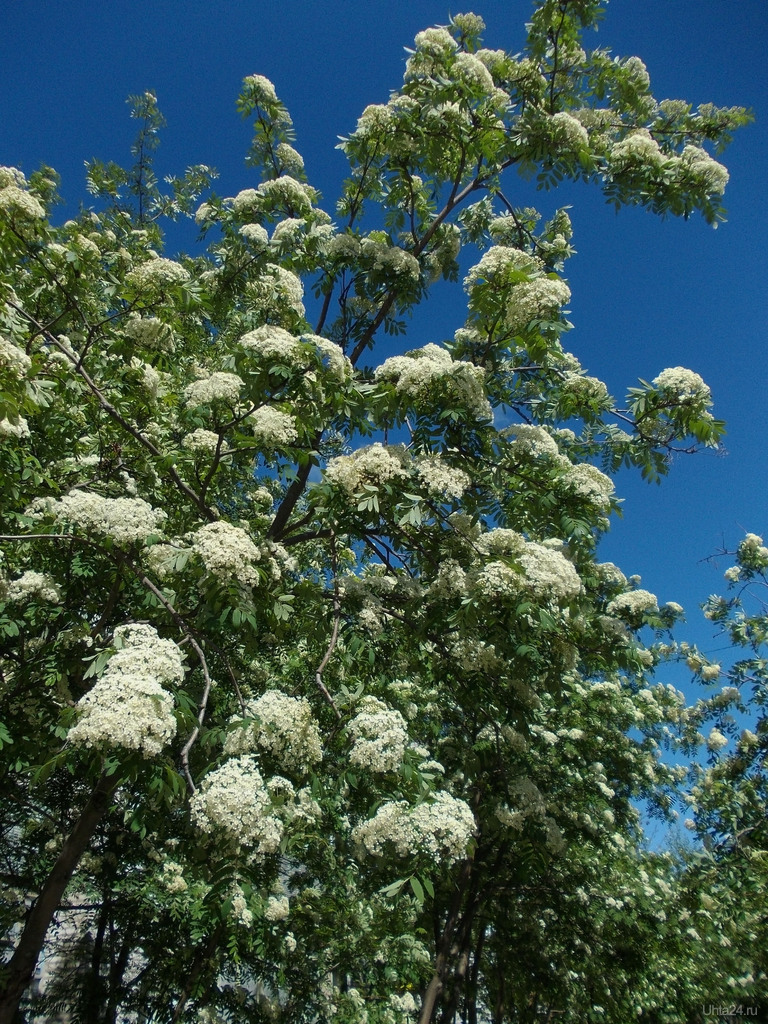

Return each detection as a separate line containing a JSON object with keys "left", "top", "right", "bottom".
{"left": 0, "top": 771, "right": 116, "bottom": 1024}
{"left": 103, "top": 919, "right": 137, "bottom": 1024}
{"left": 466, "top": 921, "right": 486, "bottom": 1024}
{"left": 170, "top": 927, "right": 222, "bottom": 1023}
{"left": 418, "top": 859, "right": 474, "bottom": 1024}
{"left": 439, "top": 890, "right": 480, "bottom": 1024}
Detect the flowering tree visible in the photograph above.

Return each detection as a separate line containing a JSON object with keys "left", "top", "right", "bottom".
{"left": 0, "top": 3, "right": 756, "bottom": 1022}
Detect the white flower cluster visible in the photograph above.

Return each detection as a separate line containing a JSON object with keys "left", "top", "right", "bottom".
{"left": 327, "top": 233, "right": 421, "bottom": 284}
{"left": 239, "top": 324, "right": 302, "bottom": 365}
{"left": 505, "top": 277, "right": 571, "bottom": 333}
{"left": 249, "top": 406, "right": 298, "bottom": 448}
{"left": 606, "top": 589, "right": 659, "bottom": 621}
{"left": 190, "top": 521, "right": 261, "bottom": 586}
{"left": 0, "top": 415, "right": 30, "bottom": 438}
{"left": 413, "top": 26, "right": 457, "bottom": 57}
{"left": 225, "top": 689, "right": 323, "bottom": 771}
{"left": 68, "top": 623, "right": 184, "bottom": 757}
{"left": 610, "top": 129, "right": 665, "bottom": 170}
{"left": 245, "top": 264, "right": 305, "bottom": 320}
{"left": 504, "top": 424, "right": 560, "bottom": 459}
{"left": 464, "top": 246, "right": 571, "bottom": 332}
{"left": 560, "top": 461, "right": 615, "bottom": 511}
{"left": 706, "top": 727, "right": 729, "bottom": 752}
{"left": 127, "top": 257, "right": 190, "bottom": 292}
{"left": 0, "top": 169, "right": 45, "bottom": 220}
{"left": 264, "top": 894, "right": 290, "bottom": 921}
{"left": 232, "top": 177, "right": 318, "bottom": 220}
{"left": 324, "top": 443, "right": 411, "bottom": 497}
{"left": 405, "top": 26, "right": 458, "bottom": 80}
{"left": 546, "top": 112, "right": 590, "bottom": 151}
{"left": 275, "top": 142, "right": 305, "bottom": 176}
{"left": 47, "top": 491, "right": 166, "bottom": 546}
{"left": 0, "top": 334, "right": 32, "bottom": 378}
{"left": 161, "top": 861, "right": 188, "bottom": 894}
{"left": 238, "top": 222, "right": 269, "bottom": 248}
{"left": 681, "top": 144, "right": 729, "bottom": 195}
{"left": 241, "top": 73, "right": 279, "bottom": 104}
{"left": 454, "top": 51, "right": 497, "bottom": 95}
{"left": 348, "top": 697, "right": 409, "bottom": 773}
{"left": 652, "top": 366, "right": 711, "bottom": 406}
{"left": 184, "top": 371, "right": 244, "bottom": 408}
{"left": 360, "top": 237, "right": 421, "bottom": 283}
{"left": 304, "top": 334, "right": 351, "bottom": 380}
{"left": 561, "top": 371, "right": 610, "bottom": 406}
{"left": 352, "top": 792, "right": 475, "bottom": 865}
{"left": 464, "top": 245, "right": 541, "bottom": 290}
{"left": 736, "top": 532, "right": 768, "bottom": 570}
{"left": 6, "top": 570, "right": 61, "bottom": 604}
{"left": 473, "top": 529, "right": 583, "bottom": 604}
{"left": 182, "top": 428, "right": 220, "bottom": 454}
{"left": 123, "top": 315, "right": 175, "bottom": 353}
{"left": 0, "top": 167, "right": 28, "bottom": 189}
{"left": 352, "top": 103, "right": 392, "bottom": 140}
{"left": 190, "top": 755, "right": 284, "bottom": 855}
{"left": 623, "top": 56, "right": 651, "bottom": 90}
{"left": 415, "top": 454, "right": 471, "bottom": 500}
{"left": 374, "top": 343, "right": 491, "bottom": 420}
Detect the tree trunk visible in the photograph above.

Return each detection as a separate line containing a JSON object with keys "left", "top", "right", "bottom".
{"left": 418, "top": 858, "right": 475, "bottom": 1024}
{"left": 0, "top": 771, "right": 116, "bottom": 1024}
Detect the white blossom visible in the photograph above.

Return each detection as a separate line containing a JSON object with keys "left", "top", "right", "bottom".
{"left": 473, "top": 529, "right": 583, "bottom": 604}
{"left": 225, "top": 690, "right": 323, "bottom": 771}
{"left": 681, "top": 144, "right": 729, "bottom": 195}
{"left": 6, "top": 570, "right": 61, "bottom": 604}
{"left": 348, "top": 697, "right": 409, "bottom": 773}
{"left": 352, "top": 791, "right": 475, "bottom": 865}
{"left": 190, "top": 521, "right": 261, "bottom": 586}
{"left": 503, "top": 424, "right": 560, "bottom": 459}
{"left": 190, "top": 755, "right": 284, "bottom": 855}
{"left": 184, "top": 371, "right": 244, "bottom": 408}
{"left": 0, "top": 185, "right": 45, "bottom": 220}
{"left": 375, "top": 343, "right": 491, "bottom": 420}
{"left": 415, "top": 455, "right": 471, "bottom": 500}
{"left": 68, "top": 624, "right": 184, "bottom": 757}
{"left": 265, "top": 894, "right": 290, "bottom": 921}
{"left": 0, "top": 416, "right": 29, "bottom": 438}
{"left": 182, "top": 428, "right": 221, "bottom": 454}
{"left": 606, "top": 589, "right": 659, "bottom": 621}
{"left": 0, "top": 335, "right": 32, "bottom": 378}
{"left": 652, "top": 366, "right": 711, "bottom": 405}
{"left": 127, "top": 257, "right": 190, "bottom": 292}
{"left": 242, "top": 73, "right": 279, "bottom": 104}
{"left": 705, "top": 727, "right": 729, "bottom": 752}
{"left": 249, "top": 406, "right": 298, "bottom": 448}
{"left": 239, "top": 324, "right": 303, "bottom": 365}
{"left": 48, "top": 491, "right": 166, "bottom": 546}
{"left": 324, "top": 443, "right": 411, "bottom": 496}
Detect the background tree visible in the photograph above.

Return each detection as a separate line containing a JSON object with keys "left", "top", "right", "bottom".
{"left": 0, "top": 3, "right": 757, "bottom": 1022}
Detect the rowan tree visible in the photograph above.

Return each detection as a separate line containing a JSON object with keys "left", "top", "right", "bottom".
{"left": 0, "top": 3, "right": 756, "bottom": 1022}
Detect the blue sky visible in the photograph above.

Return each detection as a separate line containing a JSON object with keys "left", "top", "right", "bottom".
{"left": 2, "top": 0, "right": 766, "bottom": 676}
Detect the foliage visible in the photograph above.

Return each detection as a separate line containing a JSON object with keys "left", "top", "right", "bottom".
{"left": 0, "top": 4, "right": 761, "bottom": 1023}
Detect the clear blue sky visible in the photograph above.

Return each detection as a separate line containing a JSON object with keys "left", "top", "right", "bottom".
{"left": 2, "top": 0, "right": 766, "bottom": 677}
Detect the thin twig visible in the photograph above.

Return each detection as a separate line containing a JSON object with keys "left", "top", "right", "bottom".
{"left": 8, "top": 302, "right": 216, "bottom": 523}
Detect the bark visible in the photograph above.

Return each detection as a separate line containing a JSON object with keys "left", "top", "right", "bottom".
{"left": 170, "top": 927, "right": 223, "bottom": 1023}
{"left": 0, "top": 771, "right": 116, "bottom": 1024}
{"left": 418, "top": 858, "right": 475, "bottom": 1024}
